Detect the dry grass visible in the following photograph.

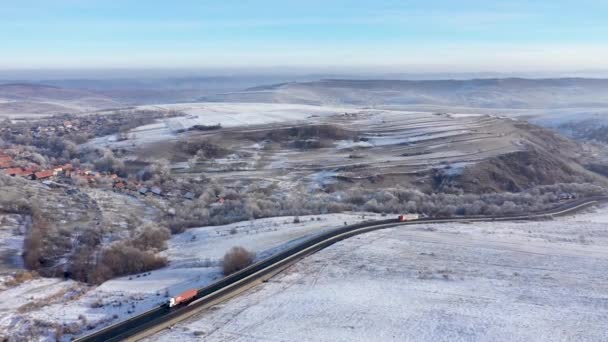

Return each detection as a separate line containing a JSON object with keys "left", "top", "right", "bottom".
{"left": 3, "top": 270, "right": 38, "bottom": 287}
{"left": 16, "top": 284, "right": 88, "bottom": 314}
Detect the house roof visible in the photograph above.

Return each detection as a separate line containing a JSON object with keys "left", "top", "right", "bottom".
{"left": 14, "top": 169, "right": 33, "bottom": 176}
{"left": 35, "top": 170, "right": 55, "bottom": 179}
{"left": 23, "top": 166, "right": 38, "bottom": 173}
{"left": 3, "top": 168, "right": 23, "bottom": 175}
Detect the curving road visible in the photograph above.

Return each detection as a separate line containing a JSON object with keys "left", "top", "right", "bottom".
{"left": 75, "top": 196, "right": 606, "bottom": 342}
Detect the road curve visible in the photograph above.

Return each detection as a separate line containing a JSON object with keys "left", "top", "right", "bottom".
{"left": 75, "top": 196, "right": 607, "bottom": 342}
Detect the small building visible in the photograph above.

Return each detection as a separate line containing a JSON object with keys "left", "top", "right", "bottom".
{"left": 151, "top": 186, "right": 162, "bottom": 196}
{"left": 4, "top": 168, "right": 23, "bottom": 176}
{"left": 23, "top": 166, "right": 38, "bottom": 174}
{"left": 183, "top": 192, "right": 195, "bottom": 200}
{"left": 138, "top": 187, "right": 149, "bottom": 195}
{"left": 15, "top": 169, "right": 34, "bottom": 179}
{"left": 34, "top": 170, "right": 55, "bottom": 180}
{"left": 3, "top": 167, "right": 34, "bottom": 179}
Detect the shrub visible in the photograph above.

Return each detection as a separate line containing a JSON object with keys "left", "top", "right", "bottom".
{"left": 4, "top": 270, "right": 38, "bottom": 287}
{"left": 96, "top": 243, "right": 168, "bottom": 282}
{"left": 131, "top": 223, "right": 171, "bottom": 252}
{"left": 222, "top": 246, "right": 255, "bottom": 276}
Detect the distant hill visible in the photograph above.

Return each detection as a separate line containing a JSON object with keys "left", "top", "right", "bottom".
{"left": 203, "top": 78, "right": 608, "bottom": 109}
{"left": 0, "top": 83, "right": 121, "bottom": 115}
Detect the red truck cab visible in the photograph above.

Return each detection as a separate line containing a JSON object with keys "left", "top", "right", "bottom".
{"left": 168, "top": 289, "right": 198, "bottom": 307}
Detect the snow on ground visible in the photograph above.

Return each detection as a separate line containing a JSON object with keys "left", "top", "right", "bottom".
{"left": 168, "top": 213, "right": 383, "bottom": 267}
{"left": 0, "top": 212, "right": 383, "bottom": 341}
{"left": 88, "top": 102, "right": 354, "bottom": 148}
{"left": 149, "top": 206, "right": 608, "bottom": 342}
{"left": 0, "top": 214, "right": 27, "bottom": 274}
{"left": 142, "top": 102, "right": 353, "bottom": 128}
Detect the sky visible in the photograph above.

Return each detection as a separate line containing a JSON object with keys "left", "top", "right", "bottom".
{"left": 1, "top": 0, "right": 607, "bottom": 72}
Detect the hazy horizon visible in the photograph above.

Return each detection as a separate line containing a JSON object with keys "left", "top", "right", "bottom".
{"left": 2, "top": 67, "right": 608, "bottom": 82}
{"left": 2, "top": 1, "right": 608, "bottom": 72}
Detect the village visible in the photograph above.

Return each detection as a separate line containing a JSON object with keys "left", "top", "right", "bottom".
{"left": 0, "top": 109, "right": 204, "bottom": 201}
{"left": 0, "top": 147, "right": 203, "bottom": 200}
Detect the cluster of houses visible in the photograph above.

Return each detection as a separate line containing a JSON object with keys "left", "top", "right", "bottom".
{"left": 0, "top": 117, "right": 81, "bottom": 139}
{"left": 0, "top": 148, "right": 100, "bottom": 182}
{"left": 0, "top": 148, "right": 209, "bottom": 202}
{"left": 31, "top": 120, "right": 80, "bottom": 138}
{"left": 1, "top": 159, "right": 75, "bottom": 181}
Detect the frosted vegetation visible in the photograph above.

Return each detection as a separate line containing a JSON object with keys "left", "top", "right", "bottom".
{"left": 165, "top": 181, "right": 607, "bottom": 233}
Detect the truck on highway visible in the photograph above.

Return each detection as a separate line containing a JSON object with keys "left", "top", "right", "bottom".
{"left": 168, "top": 289, "right": 198, "bottom": 308}
{"left": 398, "top": 214, "right": 419, "bottom": 222}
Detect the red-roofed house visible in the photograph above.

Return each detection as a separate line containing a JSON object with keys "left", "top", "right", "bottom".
{"left": 3, "top": 168, "right": 33, "bottom": 179}
{"left": 0, "top": 160, "right": 13, "bottom": 169}
{"left": 16, "top": 169, "right": 33, "bottom": 178}
{"left": 4, "top": 168, "right": 23, "bottom": 176}
{"left": 23, "top": 166, "right": 39, "bottom": 173}
{"left": 34, "top": 170, "right": 55, "bottom": 180}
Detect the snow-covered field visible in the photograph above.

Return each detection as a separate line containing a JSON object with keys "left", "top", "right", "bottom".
{"left": 144, "top": 102, "right": 354, "bottom": 128}
{"left": 89, "top": 102, "right": 354, "bottom": 147}
{"left": 85, "top": 102, "right": 524, "bottom": 194}
{"left": 0, "top": 212, "right": 382, "bottom": 341}
{"left": 0, "top": 214, "right": 27, "bottom": 275}
{"left": 148, "top": 206, "right": 608, "bottom": 342}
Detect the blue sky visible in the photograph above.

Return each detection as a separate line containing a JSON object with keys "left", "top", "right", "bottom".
{"left": 1, "top": 0, "right": 607, "bottom": 71}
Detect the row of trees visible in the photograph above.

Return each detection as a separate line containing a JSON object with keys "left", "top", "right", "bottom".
{"left": 163, "top": 180, "right": 607, "bottom": 233}
{"left": 10, "top": 174, "right": 607, "bottom": 285}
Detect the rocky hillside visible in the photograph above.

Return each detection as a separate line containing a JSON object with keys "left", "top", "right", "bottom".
{"left": 434, "top": 122, "right": 608, "bottom": 193}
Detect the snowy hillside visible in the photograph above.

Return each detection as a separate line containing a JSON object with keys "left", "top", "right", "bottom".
{"left": 0, "top": 213, "right": 382, "bottom": 341}
{"left": 148, "top": 205, "right": 608, "bottom": 342}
